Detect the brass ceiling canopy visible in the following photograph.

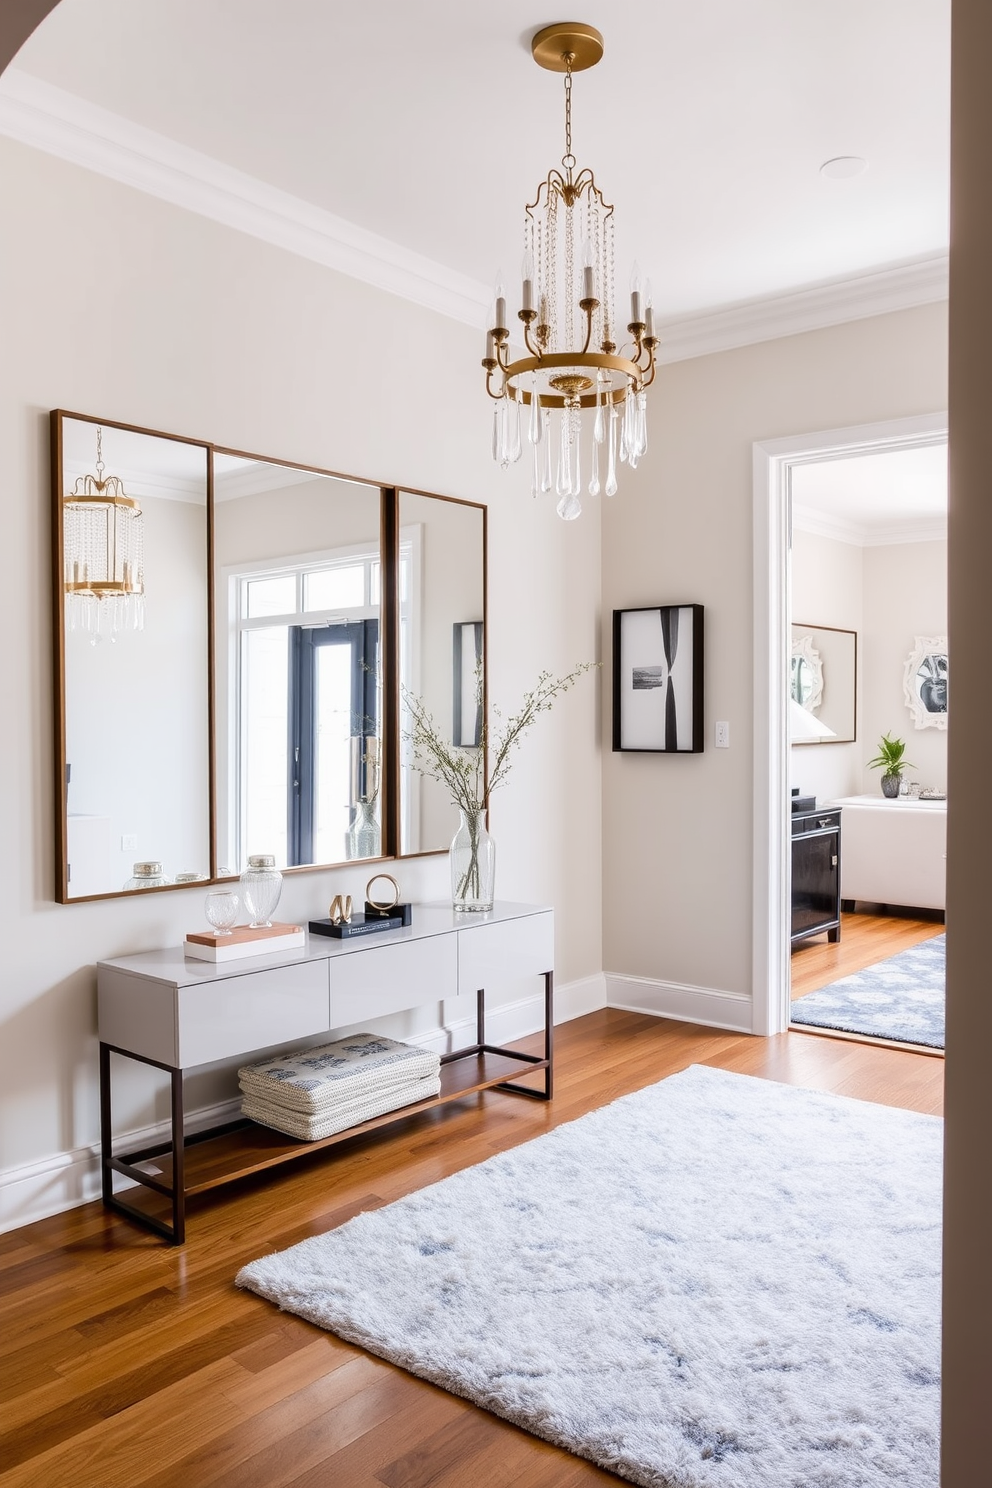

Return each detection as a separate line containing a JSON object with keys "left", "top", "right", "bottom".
{"left": 530, "top": 22, "right": 604, "bottom": 73}
{"left": 482, "top": 22, "right": 656, "bottom": 519}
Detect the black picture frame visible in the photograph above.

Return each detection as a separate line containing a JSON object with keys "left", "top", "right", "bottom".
{"left": 452, "top": 621, "right": 484, "bottom": 746}
{"left": 612, "top": 604, "right": 704, "bottom": 753}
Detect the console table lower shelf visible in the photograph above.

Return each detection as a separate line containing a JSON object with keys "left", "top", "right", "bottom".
{"left": 100, "top": 979, "right": 553, "bottom": 1245}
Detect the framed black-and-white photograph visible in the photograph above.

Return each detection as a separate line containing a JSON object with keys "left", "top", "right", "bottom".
{"left": 453, "top": 621, "right": 483, "bottom": 746}
{"left": 612, "top": 604, "right": 704, "bottom": 752}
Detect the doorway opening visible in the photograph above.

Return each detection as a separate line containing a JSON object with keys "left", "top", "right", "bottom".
{"left": 752, "top": 412, "right": 947, "bottom": 1043}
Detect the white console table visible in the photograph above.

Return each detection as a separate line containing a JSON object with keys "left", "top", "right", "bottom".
{"left": 98, "top": 901, "right": 554, "bottom": 1243}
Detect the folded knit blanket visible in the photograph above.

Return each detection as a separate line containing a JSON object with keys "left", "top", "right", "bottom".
{"left": 239, "top": 1033, "right": 440, "bottom": 1115}
{"left": 242, "top": 1073, "right": 442, "bottom": 1141}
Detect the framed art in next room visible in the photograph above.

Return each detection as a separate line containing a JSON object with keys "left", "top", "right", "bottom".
{"left": 612, "top": 604, "right": 704, "bottom": 753}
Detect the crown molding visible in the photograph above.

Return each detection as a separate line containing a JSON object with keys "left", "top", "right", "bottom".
{"left": 0, "top": 68, "right": 491, "bottom": 329}
{"left": 792, "top": 502, "right": 947, "bottom": 548}
{"left": 0, "top": 67, "right": 948, "bottom": 354}
{"left": 657, "top": 254, "right": 949, "bottom": 365}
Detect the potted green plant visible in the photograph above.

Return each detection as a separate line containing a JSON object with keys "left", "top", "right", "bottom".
{"left": 867, "top": 732, "right": 914, "bottom": 798}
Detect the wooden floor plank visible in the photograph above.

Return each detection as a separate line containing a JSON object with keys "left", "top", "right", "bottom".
{"left": 0, "top": 1010, "right": 942, "bottom": 1488}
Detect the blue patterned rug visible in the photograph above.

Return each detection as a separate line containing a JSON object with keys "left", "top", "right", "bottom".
{"left": 792, "top": 934, "right": 945, "bottom": 1048}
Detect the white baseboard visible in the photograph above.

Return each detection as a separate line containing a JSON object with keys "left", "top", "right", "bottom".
{"left": 605, "top": 972, "right": 754, "bottom": 1033}
{"left": 0, "top": 973, "right": 608, "bottom": 1237}
{"left": 0, "top": 1095, "right": 243, "bottom": 1238}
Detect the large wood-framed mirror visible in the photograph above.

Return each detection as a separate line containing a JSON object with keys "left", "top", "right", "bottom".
{"left": 53, "top": 412, "right": 212, "bottom": 901}
{"left": 52, "top": 412, "right": 487, "bottom": 900}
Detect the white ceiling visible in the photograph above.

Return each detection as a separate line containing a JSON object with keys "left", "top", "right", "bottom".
{"left": 7, "top": 0, "right": 950, "bottom": 331}
{"left": 792, "top": 442, "right": 948, "bottom": 546}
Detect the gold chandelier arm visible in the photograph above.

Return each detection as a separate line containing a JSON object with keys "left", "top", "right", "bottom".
{"left": 523, "top": 320, "right": 545, "bottom": 359}
{"left": 485, "top": 368, "right": 506, "bottom": 401}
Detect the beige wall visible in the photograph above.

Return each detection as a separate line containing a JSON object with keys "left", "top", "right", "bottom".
{"left": 861, "top": 540, "right": 948, "bottom": 793}
{"left": 0, "top": 134, "right": 602, "bottom": 1226}
{"left": 602, "top": 303, "right": 948, "bottom": 1000}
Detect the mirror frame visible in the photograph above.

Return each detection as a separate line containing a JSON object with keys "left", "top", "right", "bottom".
{"left": 51, "top": 412, "right": 488, "bottom": 901}
{"left": 790, "top": 622, "right": 858, "bottom": 745}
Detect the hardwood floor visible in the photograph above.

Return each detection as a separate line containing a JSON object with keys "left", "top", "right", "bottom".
{"left": 0, "top": 1010, "right": 943, "bottom": 1488}
{"left": 790, "top": 908, "right": 945, "bottom": 999}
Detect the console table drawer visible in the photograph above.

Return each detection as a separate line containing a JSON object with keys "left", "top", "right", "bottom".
{"left": 457, "top": 912, "right": 555, "bottom": 995}
{"left": 331, "top": 935, "right": 457, "bottom": 1024}
{"left": 177, "top": 960, "right": 329, "bottom": 1067}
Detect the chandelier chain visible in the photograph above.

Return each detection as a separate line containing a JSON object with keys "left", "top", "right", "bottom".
{"left": 562, "top": 56, "right": 575, "bottom": 173}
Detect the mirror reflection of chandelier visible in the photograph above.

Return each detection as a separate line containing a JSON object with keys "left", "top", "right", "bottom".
{"left": 63, "top": 426, "right": 145, "bottom": 636}
{"left": 483, "top": 22, "right": 657, "bottom": 520}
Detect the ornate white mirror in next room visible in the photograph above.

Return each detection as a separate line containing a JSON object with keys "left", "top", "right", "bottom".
{"left": 53, "top": 412, "right": 211, "bottom": 900}
{"left": 790, "top": 624, "right": 858, "bottom": 745}
{"left": 213, "top": 452, "right": 384, "bottom": 875}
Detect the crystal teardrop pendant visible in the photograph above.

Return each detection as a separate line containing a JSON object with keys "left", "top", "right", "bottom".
{"left": 556, "top": 410, "right": 571, "bottom": 497}
{"left": 528, "top": 377, "right": 542, "bottom": 445}
{"left": 593, "top": 383, "right": 606, "bottom": 445}
{"left": 556, "top": 490, "right": 582, "bottom": 520}
{"left": 588, "top": 429, "right": 601, "bottom": 496}
{"left": 508, "top": 396, "right": 522, "bottom": 463}
{"left": 606, "top": 403, "right": 619, "bottom": 497}
{"left": 570, "top": 408, "right": 581, "bottom": 497}
{"left": 541, "top": 410, "right": 553, "bottom": 492}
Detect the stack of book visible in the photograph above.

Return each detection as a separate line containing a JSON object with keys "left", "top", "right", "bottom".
{"left": 238, "top": 1032, "right": 442, "bottom": 1141}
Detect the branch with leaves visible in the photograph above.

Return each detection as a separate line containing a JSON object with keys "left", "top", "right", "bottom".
{"left": 403, "top": 662, "right": 597, "bottom": 816}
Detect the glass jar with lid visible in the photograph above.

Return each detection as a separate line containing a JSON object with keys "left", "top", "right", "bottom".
{"left": 124, "top": 861, "right": 168, "bottom": 890}
{"left": 239, "top": 854, "right": 283, "bottom": 928}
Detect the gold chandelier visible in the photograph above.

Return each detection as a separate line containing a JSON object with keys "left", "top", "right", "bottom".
{"left": 483, "top": 22, "right": 657, "bottom": 519}
{"left": 63, "top": 426, "right": 145, "bottom": 636}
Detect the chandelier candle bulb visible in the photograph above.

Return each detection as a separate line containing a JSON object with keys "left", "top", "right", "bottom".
{"left": 521, "top": 249, "right": 535, "bottom": 313}
{"left": 494, "top": 271, "right": 507, "bottom": 333}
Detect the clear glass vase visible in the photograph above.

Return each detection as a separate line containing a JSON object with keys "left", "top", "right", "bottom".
{"left": 346, "top": 797, "right": 381, "bottom": 860}
{"left": 240, "top": 854, "right": 283, "bottom": 927}
{"left": 450, "top": 808, "right": 495, "bottom": 912}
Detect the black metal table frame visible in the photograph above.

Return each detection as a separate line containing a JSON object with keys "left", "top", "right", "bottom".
{"left": 100, "top": 972, "right": 553, "bottom": 1245}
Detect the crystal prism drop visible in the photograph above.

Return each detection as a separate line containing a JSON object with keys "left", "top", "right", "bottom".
{"left": 528, "top": 377, "right": 542, "bottom": 445}
{"left": 593, "top": 385, "right": 605, "bottom": 445}
{"left": 509, "top": 397, "right": 522, "bottom": 463}
{"left": 541, "top": 411, "right": 553, "bottom": 491}
{"left": 589, "top": 431, "right": 601, "bottom": 496}
{"left": 606, "top": 405, "right": 619, "bottom": 497}
{"left": 556, "top": 491, "right": 582, "bottom": 521}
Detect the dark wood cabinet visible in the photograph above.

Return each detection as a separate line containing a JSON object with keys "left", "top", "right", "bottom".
{"left": 791, "top": 808, "right": 842, "bottom": 946}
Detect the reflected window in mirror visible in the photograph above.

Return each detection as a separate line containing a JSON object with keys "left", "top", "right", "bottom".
{"left": 53, "top": 413, "right": 212, "bottom": 900}
{"left": 398, "top": 492, "right": 486, "bottom": 857}
{"left": 213, "top": 454, "right": 384, "bottom": 873}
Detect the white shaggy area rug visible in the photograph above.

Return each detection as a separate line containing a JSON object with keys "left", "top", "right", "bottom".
{"left": 236, "top": 1065, "right": 941, "bottom": 1488}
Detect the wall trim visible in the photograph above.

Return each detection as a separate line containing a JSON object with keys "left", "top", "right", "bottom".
{"left": 605, "top": 972, "right": 753, "bottom": 1034}
{"left": 792, "top": 503, "right": 947, "bottom": 548}
{"left": 0, "top": 971, "right": 607, "bottom": 1236}
{"left": 0, "top": 67, "right": 490, "bottom": 330}
{"left": 0, "top": 67, "right": 947, "bottom": 353}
